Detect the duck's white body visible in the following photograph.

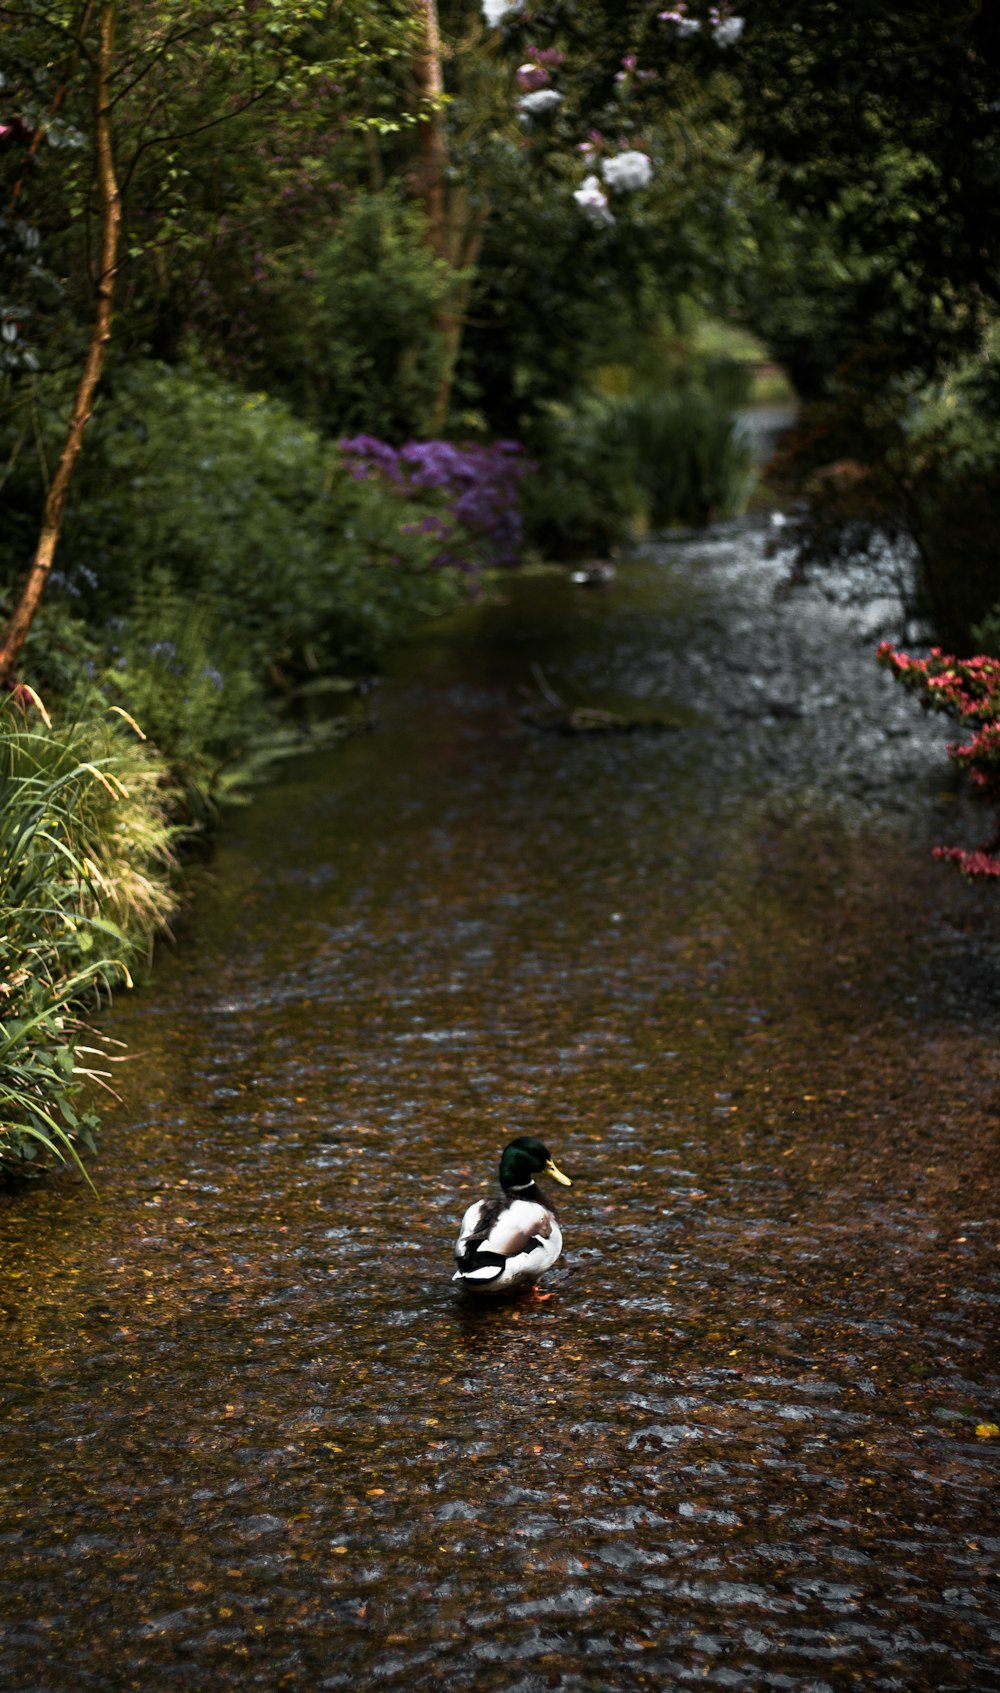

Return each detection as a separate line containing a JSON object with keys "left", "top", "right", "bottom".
{"left": 452, "top": 1191, "right": 564, "bottom": 1296}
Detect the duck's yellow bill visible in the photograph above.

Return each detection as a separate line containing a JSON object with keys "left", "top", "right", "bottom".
{"left": 545, "top": 1158, "right": 572, "bottom": 1187}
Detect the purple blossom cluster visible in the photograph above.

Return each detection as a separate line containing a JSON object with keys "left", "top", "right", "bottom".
{"left": 516, "top": 45, "right": 566, "bottom": 91}
{"left": 337, "top": 436, "right": 531, "bottom": 571}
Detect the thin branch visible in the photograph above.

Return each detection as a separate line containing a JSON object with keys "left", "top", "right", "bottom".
{"left": 107, "top": 9, "right": 253, "bottom": 109}
{"left": 119, "top": 78, "right": 288, "bottom": 191}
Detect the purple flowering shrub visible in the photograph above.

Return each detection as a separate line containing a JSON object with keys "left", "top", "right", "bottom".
{"left": 337, "top": 435, "right": 530, "bottom": 574}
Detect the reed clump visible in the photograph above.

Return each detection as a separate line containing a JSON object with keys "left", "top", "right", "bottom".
{"left": 522, "top": 361, "right": 758, "bottom": 560}
{"left": 604, "top": 366, "right": 757, "bottom": 531}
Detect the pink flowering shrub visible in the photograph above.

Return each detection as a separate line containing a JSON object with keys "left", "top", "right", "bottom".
{"left": 877, "top": 642, "right": 1000, "bottom": 880}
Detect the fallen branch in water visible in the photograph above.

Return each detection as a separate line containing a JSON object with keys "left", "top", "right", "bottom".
{"left": 521, "top": 664, "right": 682, "bottom": 736}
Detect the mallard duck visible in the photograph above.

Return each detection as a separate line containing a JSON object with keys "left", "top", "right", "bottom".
{"left": 570, "top": 559, "right": 616, "bottom": 587}
{"left": 452, "top": 1136, "right": 572, "bottom": 1296}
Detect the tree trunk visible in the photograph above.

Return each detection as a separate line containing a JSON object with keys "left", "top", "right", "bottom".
{"left": 410, "top": 0, "right": 491, "bottom": 433}
{"left": 429, "top": 212, "right": 486, "bottom": 436}
{"left": 411, "top": 0, "right": 448, "bottom": 262}
{"left": 0, "top": 0, "right": 121, "bottom": 686}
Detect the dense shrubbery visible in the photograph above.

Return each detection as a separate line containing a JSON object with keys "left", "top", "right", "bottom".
{"left": 101, "top": 580, "right": 273, "bottom": 824}
{"left": 0, "top": 360, "right": 497, "bottom": 825}
{"left": 897, "top": 353, "right": 1000, "bottom": 650}
{"left": 199, "top": 195, "right": 456, "bottom": 443}
{"left": 972, "top": 607, "right": 1000, "bottom": 664}
{"left": 770, "top": 332, "right": 1000, "bottom": 652}
{"left": 520, "top": 402, "right": 642, "bottom": 562}
{"left": 22, "top": 364, "right": 466, "bottom": 670}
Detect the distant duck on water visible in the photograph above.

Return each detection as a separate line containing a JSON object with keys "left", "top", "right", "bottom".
{"left": 570, "top": 559, "right": 616, "bottom": 587}
{"left": 453, "top": 1136, "right": 572, "bottom": 1297}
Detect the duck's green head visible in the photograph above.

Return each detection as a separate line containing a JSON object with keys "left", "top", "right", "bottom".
{"left": 499, "top": 1135, "right": 572, "bottom": 1193}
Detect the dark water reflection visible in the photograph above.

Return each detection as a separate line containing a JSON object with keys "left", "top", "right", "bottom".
{"left": 2, "top": 527, "right": 999, "bottom": 1691}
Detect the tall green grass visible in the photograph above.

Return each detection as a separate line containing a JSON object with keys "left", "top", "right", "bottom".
{"left": 604, "top": 376, "right": 756, "bottom": 530}
{"left": 0, "top": 694, "right": 176, "bottom": 1179}
{"left": 523, "top": 365, "right": 758, "bottom": 560}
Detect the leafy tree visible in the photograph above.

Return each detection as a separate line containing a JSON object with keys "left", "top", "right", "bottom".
{"left": 716, "top": 2, "right": 1000, "bottom": 645}
{"left": 732, "top": 0, "right": 1000, "bottom": 387}
{"left": 0, "top": 0, "right": 120, "bottom": 684}
{"left": 396, "top": 0, "right": 761, "bottom": 429}
{"left": 185, "top": 192, "right": 454, "bottom": 441}
{"left": 0, "top": 0, "right": 417, "bottom": 672}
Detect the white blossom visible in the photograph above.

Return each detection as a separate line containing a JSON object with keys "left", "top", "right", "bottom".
{"left": 516, "top": 88, "right": 564, "bottom": 120}
{"left": 573, "top": 174, "right": 615, "bottom": 226}
{"left": 675, "top": 17, "right": 701, "bottom": 36}
{"left": 482, "top": 0, "right": 523, "bottom": 25}
{"left": 713, "top": 15, "right": 744, "bottom": 46}
{"left": 601, "top": 149, "right": 654, "bottom": 193}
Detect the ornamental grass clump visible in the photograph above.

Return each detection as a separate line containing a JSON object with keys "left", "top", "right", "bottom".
{"left": 877, "top": 643, "right": 1000, "bottom": 880}
{"left": 0, "top": 693, "right": 177, "bottom": 1177}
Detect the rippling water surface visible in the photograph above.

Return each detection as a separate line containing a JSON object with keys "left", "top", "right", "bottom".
{"left": 2, "top": 527, "right": 999, "bottom": 1692}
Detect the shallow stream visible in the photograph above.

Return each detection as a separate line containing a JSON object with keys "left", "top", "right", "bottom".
{"left": 2, "top": 524, "right": 999, "bottom": 1691}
